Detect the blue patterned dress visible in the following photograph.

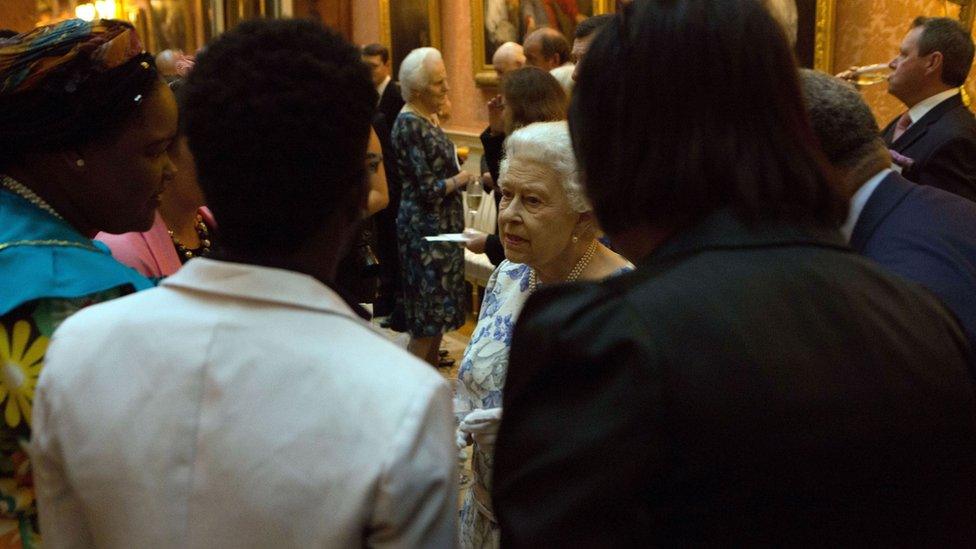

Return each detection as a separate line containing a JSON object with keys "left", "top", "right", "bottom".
{"left": 455, "top": 260, "right": 633, "bottom": 548}
{"left": 454, "top": 261, "right": 529, "bottom": 548}
{"left": 391, "top": 109, "right": 466, "bottom": 338}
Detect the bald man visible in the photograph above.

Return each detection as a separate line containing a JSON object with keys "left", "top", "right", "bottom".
{"left": 492, "top": 41, "right": 526, "bottom": 79}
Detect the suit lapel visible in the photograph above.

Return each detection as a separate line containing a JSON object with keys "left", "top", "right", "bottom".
{"left": 849, "top": 173, "right": 914, "bottom": 252}
{"left": 891, "top": 94, "right": 965, "bottom": 151}
{"left": 882, "top": 116, "right": 898, "bottom": 146}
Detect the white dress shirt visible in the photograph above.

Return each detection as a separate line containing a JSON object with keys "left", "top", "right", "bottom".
{"left": 906, "top": 87, "right": 960, "bottom": 127}
{"left": 376, "top": 75, "right": 391, "bottom": 106}
{"left": 32, "top": 258, "right": 457, "bottom": 548}
{"left": 840, "top": 168, "right": 891, "bottom": 241}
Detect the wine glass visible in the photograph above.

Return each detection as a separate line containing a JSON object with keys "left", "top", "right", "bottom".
{"left": 467, "top": 177, "right": 483, "bottom": 227}
{"left": 851, "top": 63, "right": 892, "bottom": 86}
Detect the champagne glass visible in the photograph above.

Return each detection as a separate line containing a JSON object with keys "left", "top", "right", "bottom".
{"left": 851, "top": 63, "right": 892, "bottom": 86}
{"left": 467, "top": 177, "right": 483, "bottom": 227}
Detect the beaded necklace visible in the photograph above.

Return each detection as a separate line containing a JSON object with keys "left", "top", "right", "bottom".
{"left": 169, "top": 214, "right": 212, "bottom": 260}
{"left": 528, "top": 239, "right": 598, "bottom": 292}
{"left": 0, "top": 175, "right": 64, "bottom": 220}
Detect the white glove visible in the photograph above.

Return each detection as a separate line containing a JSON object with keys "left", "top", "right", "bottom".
{"left": 459, "top": 407, "right": 503, "bottom": 448}
{"left": 456, "top": 428, "right": 472, "bottom": 452}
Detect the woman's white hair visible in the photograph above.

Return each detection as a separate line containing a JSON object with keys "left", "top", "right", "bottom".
{"left": 399, "top": 47, "right": 442, "bottom": 103}
{"left": 500, "top": 121, "right": 590, "bottom": 213}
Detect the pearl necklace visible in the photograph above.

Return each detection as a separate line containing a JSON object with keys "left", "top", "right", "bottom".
{"left": 168, "top": 214, "right": 212, "bottom": 260}
{"left": 0, "top": 175, "right": 64, "bottom": 220}
{"left": 528, "top": 239, "right": 598, "bottom": 292}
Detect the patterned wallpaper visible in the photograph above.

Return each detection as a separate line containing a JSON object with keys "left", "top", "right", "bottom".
{"left": 834, "top": 0, "right": 972, "bottom": 125}
{"left": 0, "top": 0, "right": 36, "bottom": 33}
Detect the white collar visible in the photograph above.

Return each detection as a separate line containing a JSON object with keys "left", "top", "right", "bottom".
{"left": 841, "top": 168, "right": 892, "bottom": 242}
{"left": 907, "top": 88, "right": 959, "bottom": 125}
{"left": 402, "top": 102, "right": 439, "bottom": 127}
{"left": 376, "top": 75, "right": 391, "bottom": 99}
{"left": 161, "top": 258, "right": 361, "bottom": 320}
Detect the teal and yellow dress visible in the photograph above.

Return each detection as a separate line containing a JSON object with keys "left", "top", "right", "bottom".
{"left": 0, "top": 182, "right": 151, "bottom": 547}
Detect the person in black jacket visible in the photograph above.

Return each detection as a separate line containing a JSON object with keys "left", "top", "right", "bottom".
{"left": 881, "top": 17, "right": 976, "bottom": 202}
{"left": 491, "top": 1, "right": 976, "bottom": 546}
{"left": 363, "top": 43, "right": 406, "bottom": 321}
{"left": 362, "top": 43, "right": 404, "bottom": 133}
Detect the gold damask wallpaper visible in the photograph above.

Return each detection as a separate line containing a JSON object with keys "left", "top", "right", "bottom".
{"left": 834, "top": 0, "right": 971, "bottom": 125}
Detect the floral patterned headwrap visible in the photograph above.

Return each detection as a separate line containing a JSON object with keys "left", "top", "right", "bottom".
{"left": 0, "top": 19, "right": 146, "bottom": 95}
{"left": 0, "top": 19, "right": 157, "bottom": 168}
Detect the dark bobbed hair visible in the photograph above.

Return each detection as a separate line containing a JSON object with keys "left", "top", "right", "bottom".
{"left": 912, "top": 16, "right": 975, "bottom": 87}
{"left": 362, "top": 42, "right": 390, "bottom": 64}
{"left": 799, "top": 69, "right": 883, "bottom": 168}
{"left": 182, "top": 19, "right": 375, "bottom": 255}
{"left": 0, "top": 51, "right": 160, "bottom": 170}
{"left": 502, "top": 66, "right": 567, "bottom": 131}
{"left": 574, "top": 14, "right": 613, "bottom": 40}
{"left": 570, "top": 0, "right": 846, "bottom": 235}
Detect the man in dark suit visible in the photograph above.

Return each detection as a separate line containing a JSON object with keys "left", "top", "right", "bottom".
{"left": 492, "top": 2, "right": 976, "bottom": 545}
{"left": 803, "top": 68, "right": 976, "bottom": 359}
{"left": 362, "top": 43, "right": 404, "bottom": 133}
{"left": 362, "top": 43, "right": 405, "bottom": 321}
{"left": 881, "top": 17, "right": 976, "bottom": 202}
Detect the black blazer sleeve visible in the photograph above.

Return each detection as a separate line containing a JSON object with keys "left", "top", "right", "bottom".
{"left": 493, "top": 282, "right": 665, "bottom": 547}
{"left": 912, "top": 136, "right": 976, "bottom": 202}
{"left": 480, "top": 127, "right": 506, "bottom": 187}
{"left": 484, "top": 234, "right": 505, "bottom": 266}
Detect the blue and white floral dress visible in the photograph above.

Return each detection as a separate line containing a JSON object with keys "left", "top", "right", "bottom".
{"left": 455, "top": 259, "right": 632, "bottom": 548}
{"left": 455, "top": 260, "right": 529, "bottom": 548}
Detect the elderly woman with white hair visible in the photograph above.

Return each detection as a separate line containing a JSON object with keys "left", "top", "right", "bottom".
{"left": 392, "top": 47, "right": 476, "bottom": 366}
{"left": 454, "top": 121, "right": 630, "bottom": 548}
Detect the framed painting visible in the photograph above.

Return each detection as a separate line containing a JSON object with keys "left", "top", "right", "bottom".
{"left": 471, "top": 0, "right": 614, "bottom": 87}
{"left": 379, "top": 0, "right": 442, "bottom": 81}
{"left": 795, "top": 0, "right": 835, "bottom": 72}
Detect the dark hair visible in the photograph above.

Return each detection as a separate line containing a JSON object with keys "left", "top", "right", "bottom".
{"left": 166, "top": 76, "right": 188, "bottom": 133}
{"left": 182, "top": 19, "right": 375, "bottom": 255}
{"left": 0, "top": 52, "right": 160, "bottom": 170}
{"left": 799, "top": 69, "right": 883, "bottom": 168}
{"left": 362, "top": 42, "right": 390, "bottom": 64}
{"left": 531, "top": 28, "right": 571, "bottom": 65}
{"left": 574, "top": 14, "right": 613, "bottom": 40}
{"left": 0, "top": 30, "right": 17, "bottom": 39}
{"left": 502, "top": 66, "right": 567, "bottom": 130}
{"left": 569, "top": 0, "right": 845, "bottom": 234}
{"left": 911, "top": 16, "right": 975, "bottom": 87}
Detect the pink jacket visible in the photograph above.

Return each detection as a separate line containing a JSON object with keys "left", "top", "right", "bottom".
{"left": 96, "top": 209, "right": 215, "bottom": 278}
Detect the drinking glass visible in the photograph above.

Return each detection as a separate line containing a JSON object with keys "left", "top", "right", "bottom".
{"left": 852, "top": 63, "right": 892, "bottom": 86}
{"left": 467, "top": 178, "right": 483, "bottom": 227}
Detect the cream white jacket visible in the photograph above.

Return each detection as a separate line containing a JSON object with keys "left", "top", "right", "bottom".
{"left": 32, "top": 258, "right": 457, "bottom": 548}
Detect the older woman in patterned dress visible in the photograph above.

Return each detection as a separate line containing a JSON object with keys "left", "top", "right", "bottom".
{"left": 454, "top": 122, "right": 632, "bottom": 548}
{"left": 391, "top": 47, "right": 477, "bottom": 366}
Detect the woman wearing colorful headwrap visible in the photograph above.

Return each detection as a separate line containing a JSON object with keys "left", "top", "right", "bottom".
{"left": 0, "top": 20, "right": 175, "bottom": 545}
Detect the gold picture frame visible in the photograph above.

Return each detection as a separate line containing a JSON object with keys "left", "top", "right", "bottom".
{"left": 379, "top": 0, "right": 442, "bottom": 78}
{"left": 471, "top": 0, "right": 615, "bottom": 87}
{"left": 812, "top": 0, "right": 835, "bottom": 73}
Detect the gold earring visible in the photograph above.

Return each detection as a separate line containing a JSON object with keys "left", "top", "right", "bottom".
{"left": 572, "top": 234, "right": 579, "bottom": 243}
{"left": 75, "top": 159, "right": 85, "bottom": 168}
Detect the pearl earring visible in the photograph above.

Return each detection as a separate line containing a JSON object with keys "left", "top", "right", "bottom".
{"left": 75, "top": 159, "right": 85, "bottom": 168}
{"left": 572, "top": 234, "right": 579, "bottom": 243}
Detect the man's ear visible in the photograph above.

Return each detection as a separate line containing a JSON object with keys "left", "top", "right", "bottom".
{"left": 924, "top": 51, "right": 944, "bottom": 78}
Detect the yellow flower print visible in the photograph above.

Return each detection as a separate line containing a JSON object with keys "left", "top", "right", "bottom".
{"left": 0, "top": 321, "right": 46, "bottom": 428}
